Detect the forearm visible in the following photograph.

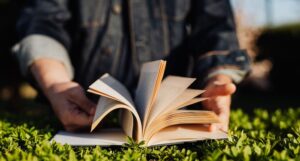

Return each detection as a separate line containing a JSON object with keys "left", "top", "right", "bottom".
{"left": 207, "top": 74, "right": 233, "bottom": 85}
{"left": 31, "top": 59, "right": 95, "bottom": 131}
{"left": 31, "top": 59, "right": 71, "bottom": 97}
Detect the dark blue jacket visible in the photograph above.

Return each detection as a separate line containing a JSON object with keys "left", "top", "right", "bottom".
{"left": 17, "top": 0, "right": 250, "bottom": 90}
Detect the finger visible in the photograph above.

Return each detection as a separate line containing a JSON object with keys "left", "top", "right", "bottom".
{"left": 69, "top": 106, "right": 94, "bottom": 126}
{"left": 203, "top": 124, "right": 220, "bottom": 132}
{"left": 68, "top": 88, "right": 96, "bottom": 115}
{"left": 198, "top": 124, "right": 213, "bottom": 131}
{"left": 206, "top": 110, "right": 229, "bottom": 132}
{"left": 207, "top": 123, "right": 228, "bottom": 132}
{"left": 65, "top": 124, "right": 91, "bottom": 132}
{"left": 65, "top": 124, "right": 80, "bottom": 132}
{"left": 203, "top": 95, "right": 231, "bottom": 112}
{"left": 207, "top": 124, "right": 216, "bottom": 132}
{"left": 206, "top": 82, "right": 236, "bottom": 96}
{"left": 218, "top": 112, "right": 229, "bottom": 131}
{"left": 68, "top": 126, "right": 91, "bottom": 132}
{"left": 76, "top": 96, "right": 96, "bottom": 115}
{"left": 62, "top": 103, "right": 94, "bottom": 132}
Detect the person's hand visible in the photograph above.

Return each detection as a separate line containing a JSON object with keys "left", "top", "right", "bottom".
{"left": 46, "top": 82, "right": 96, "bottom": 131}
{"left": 202, "top": 74, "right": 236, "bottom": 132}
{"left": 31, "top": 59, "right": 96, "bottom": 131}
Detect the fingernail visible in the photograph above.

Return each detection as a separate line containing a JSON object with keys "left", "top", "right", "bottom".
{"left": 209, "top": 124, "right": 216, "bottom": 131}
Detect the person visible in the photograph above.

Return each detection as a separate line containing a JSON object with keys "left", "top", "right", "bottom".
{"left": 13, "top": 0, "right": 250, "bottom": 132}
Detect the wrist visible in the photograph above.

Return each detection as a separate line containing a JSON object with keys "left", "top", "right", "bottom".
{"left": 30, "top": 58, "right": 71, "bottom": 96}
{"left": 206, "top": 74, "right": 233, "bottom": 86}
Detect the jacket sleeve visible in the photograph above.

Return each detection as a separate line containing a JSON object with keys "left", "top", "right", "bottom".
{"left": 12, "top": 0, "right": 74, "bottom": 79}
{"left": 187, "top": 0, "right": 250, "bottom": 84}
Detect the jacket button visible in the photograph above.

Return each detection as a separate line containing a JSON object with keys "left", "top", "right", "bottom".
{"left": 113, "top": 4, "right": 122, "bottom": 14}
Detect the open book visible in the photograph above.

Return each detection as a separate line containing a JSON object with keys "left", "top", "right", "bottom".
{"left": 52, "top": 60, "right": 227, "bottom": 146}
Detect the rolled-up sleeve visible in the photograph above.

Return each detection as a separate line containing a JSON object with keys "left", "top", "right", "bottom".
{"left": 12, "top": 34, "right": 74, "bottom": 79}
{"left": 188, "top": 0, "right": 251, "bottom": 84}
{"left": 196, "top": 50, "right": 250, "bottom": 84}
{"left": 13, "top": 0, "right": 73, "bottom": 79}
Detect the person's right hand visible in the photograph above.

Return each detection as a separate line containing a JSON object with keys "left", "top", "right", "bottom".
{"left": 46, "top": 81, "right": 95, "bottom": 131}
{"left": 30, "top": 59, "right": 96, "bottom": 132}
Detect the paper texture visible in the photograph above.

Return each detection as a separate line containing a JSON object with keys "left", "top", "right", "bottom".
{"left": 88, "top": 73, "right": 135, "bottom": 108}
{"left": 134, "top": 60, "right": 166, "bottom": 129}
{"left": 146, "top": 76, "right": 197, "bottom": 128}
{"left": 144, "top": 110, "right": 221, "bottom": 141}
{"left": 147, "top": 125, "right": 227, "bottom": 146}
{"left": 88, "top": 74, "right": 143, "bottom": 140}
{"left": 52, "top": 129, "right": 126, "bottom": 146}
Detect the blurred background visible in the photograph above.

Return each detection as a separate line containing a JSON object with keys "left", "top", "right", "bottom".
{"left": 0, "top": 0, "right": 300, "bottom": 114}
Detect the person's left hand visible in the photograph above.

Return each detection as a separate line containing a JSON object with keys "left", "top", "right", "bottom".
{"left": 202, "top": 74, "right": 236, "bottom": 132}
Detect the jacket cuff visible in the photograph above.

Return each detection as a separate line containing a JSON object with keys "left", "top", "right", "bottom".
{"left": 12, "top": 34, "right": 74, "bottom": 79}
{"left": 194, "top": 50, "right": 251, "bottom": 85}
{"left": 205, "top": 68, "right": 248, "bottom": 84}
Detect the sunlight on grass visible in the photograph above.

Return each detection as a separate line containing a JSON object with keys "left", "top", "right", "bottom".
{"left": 0, "top": 107, "right": 299, "bottom": 160}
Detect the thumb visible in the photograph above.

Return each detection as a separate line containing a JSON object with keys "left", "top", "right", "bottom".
{"left": 206, "top": 81, "right": 236, "bottom": 96}
{"left": 65, "top": 108, "right": 94, "bottom": 132}
{"left": 75, "top": 95, "right": 96, "bottom": 115}
{"left": 68, "top": 89, "right": 96, "bottom": 115}
{"left": 72, "top": 110, "right": 94, "bottom": 126}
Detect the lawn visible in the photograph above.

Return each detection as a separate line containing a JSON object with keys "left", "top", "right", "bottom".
{"left": 0, "top": 101, "right": 299, "bottom": 161}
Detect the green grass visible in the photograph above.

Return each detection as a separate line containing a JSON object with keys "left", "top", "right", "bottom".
{"left": 0, "top": 104, "right": 299, "bottom": 161}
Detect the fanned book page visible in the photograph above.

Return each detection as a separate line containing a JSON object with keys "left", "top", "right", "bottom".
{"left": 134, "top": 60, "right": 166, "bottom": 129}
{"left": 51, "top": 60, "right": 227, "bottom": 146}
{"left": 88, "top": 74, "right": 143, "bottom": 141}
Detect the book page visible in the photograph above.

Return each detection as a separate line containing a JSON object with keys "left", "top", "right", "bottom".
{"left": 88, "top": 73, "right": 135, "bottom": 108}
{"left": 145, "top": 76, "right": 199, "bottom": 128}
{"left": 147, "top": 125, "right": 227, "bottom": 146}
{"left": 91, "top": 97, "right": 143, "bottom": 141}
{"left": 143, "top": 110, "right": 221, "bottom": 142}
{"left": 145, "top": 89, "right": 207, "bottom": 134}
{"left": 159, "top": 92, "right": 207, "bottom": 117}
{"left": 88, "top": 74, "right": 143, "bottom": 141}
{"left": 51, "top": 129, "right": 126, "bottom": 146}
{"left": 134, "top": 60, "right": 166, "bottom": 130}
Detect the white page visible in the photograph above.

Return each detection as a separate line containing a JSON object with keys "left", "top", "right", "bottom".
{"left": 147, "top": 125, "right": 227, "bottom": 146}
{"left": 51, "top": 129, "right": 126, "bottom": 146}
{"left": 134, "top": 60, "right": 166, "bottom": 129}
{"left": 91, "top": 97, "right": 143, "bottom": 141}
{"left": 89, "top": 73, "right": 135, "bottom": 108}
{"left": 146, "top": 76, "right": 197, "bottom": 128}
{"left": 91, "top": 98, "right": 133, "bottom": 135}
{"left": 144, "top": 110, "right": 221, "bottom": 141}
{"left": 88, "top": 74, "right": 143, "bottom": 140}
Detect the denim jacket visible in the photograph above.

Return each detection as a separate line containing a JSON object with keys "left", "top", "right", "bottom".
{"left": 13, "top": 0, "right": 250, "bottom": 89}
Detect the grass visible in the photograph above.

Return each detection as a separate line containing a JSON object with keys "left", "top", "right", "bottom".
{"left": 0, "top": 102, "right": 299, "bottom": 161}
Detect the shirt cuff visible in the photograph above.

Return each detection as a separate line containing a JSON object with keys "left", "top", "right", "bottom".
{"left": 12, "top": 34, "right": 74, "bottom": 79}
{"left": 205, "top": 68, "right": 248, "bottom": 84}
